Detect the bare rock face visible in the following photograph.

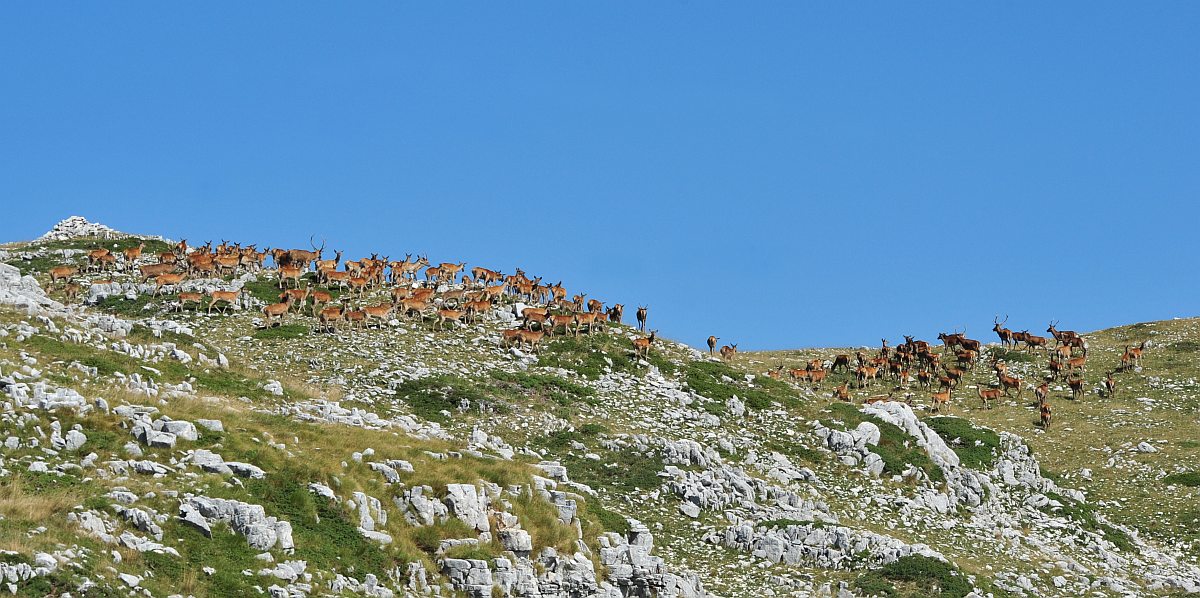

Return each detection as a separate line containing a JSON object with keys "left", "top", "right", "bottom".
{"left": 37, "top": 215, "right": 143, "bottom": 241}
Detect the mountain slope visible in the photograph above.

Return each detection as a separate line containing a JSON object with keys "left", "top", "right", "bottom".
{"left": 1, "top": 217, "right": 1198, "bottom": 597}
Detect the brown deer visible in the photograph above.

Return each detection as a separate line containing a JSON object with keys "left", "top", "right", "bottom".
{"left": 632, "top": 331, "right": 657, "bottom": 358}
{"left": 993, "top": 315, "right": 1014, "bottom": 348}
{"left": 832, "top": 354, "right": 852, "bottom": 373}
{"left": 1067, "top": 376, "right": 1084, "bottom": 400}
{"left": 834, "top": 383, "right": 851, "bottom": 401}
{"left": 977, "top": 386, "right": 1002, "bottom": 410}
{"left": 1123, "top": 342, "right": 1146, "bottom": 368}
{"left": 516, "top": 328, "right": 547, "bottom": 353}
{"left": 122, "top": 242, "right": 145, "bottom": 269}
{"left": 719, "top": 344, "right": 738, "bottom": 362}
{"left": 1034, "top": 381, "right": 1050, "bottom": 406}
{"left": 1066, "top": 355, "right": 1087, "bottom": 374}
{"left": 277, "top": 265, "right": 303, "bottom": 289}
{"left": 436, "top": 308, "right": 466, "bottom": 331}
{"left": 343, "top": 309, "right": 367, "bottom": 330}
{"left": 280, "top": 287, "right": 311, "bottom": 312}
{"left": 317, "top": 305, "right": 343, "bottom": 332}
{"left": 49, "top": 265, "right": 78, "bottom": 286}
{"left": 607, "top": 304, "right": 624, "bottom": 323}
{"left": 546, "top": 314, "right": 576, "bottom": 337}
{"left": 207, "top": 290, "right": 240, "bottom": 314}
{"left": 177, "top": 291, "right": 203, "bottom": 312}
{"left": 997, "top": 370, "right": 1022, "bottom": 398}
{"left": 309, "top": 289, "right": 333, "bottom": 317}
{"left": 1102, "top": 371, "right": 1116, "bottom": 398}
{"left": 1022, "top": 331, "right": 1048, "bottom": 351}
{"left": 262, "top": 294, "right": 293, "bottom": 327}
{"left": 154, "top": 273, "right": 186, "bottom": 296}
{"left": 63, "top": 281, "right": 81, "bottom": 302}
{"left": 363, "top": 303, "right": 394, "bottom": 329}
{"left": 139, "top": 262, "right": 175, "bottom": 283}
{"left": 930, "top": 388, "right": 952, "bottom": 413}
{"left": 1040, "top": 402, "right": 1052, "bottom": 429}
{"left": 636, "top": 306, "right": 648, "bottom": 332}
{"left": 857, "top": 366, "right": 880, "bottom": 388}
{"left": 707, "top": 336, "right": 719, "bottom": 356}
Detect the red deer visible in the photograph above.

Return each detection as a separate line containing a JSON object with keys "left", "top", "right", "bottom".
{"left": 993, "top": 315, "right": 1014, "bottom": 348}
{"left": 279, "top": 287, "right": 311, "bottom": 312}
{"left": 1066, "top": 355, "right": 1087, "bottom": 374}
{"left": 832, "top": 354, "right": 852, "bottom": 373}
{"left": 977, "top": 386, "right": 1002, "bottom": 410}
{"left": 1048, "top": 359, "right": 1066, "bottom": 380}
{"left": 63, "top": 281, "right": 81, "bottom": 302}
{"left": 955, "top": 349, "right": 978, "bottom": 370}
{"left": 177, "top": 291, "right": 203, "bottom": 312}
{"left": 1047, "top": 321, "right": 1086, "bottom": 355}
{"left": 546, "top": 314, "right": 576, "bottom": 337}
{"left": 309, "top": 289, "right": 333, "bottom": 316}
{"left": 997, "top": 371, "right": 1022, "bottom": 398}
{"left": 807, "top": 368, "right": 827, "bottom": 388}
{"left": 1040, "top": 402, "right": 1052, "bottom": 429}
{"left": 139, "top": 262, "right": 175, "bottom": 283}
{"left": 277, "top": 265, "right": 303, "bottom": 289}
{"left": 399, "top": 298, "right": 430, "bottom": 319}
{"left": 574, "top": 311, "right": 604, "bottom": 336}
{"left": 208, "top": 290, "right": 240, "bottom": 314}
{"left": 719, "top": 344, "right": 738, "bottom": 362}
{"left": 636, "top": 306, "right": 648, "bottom": 332}
{"left": 857, "top": 366, "right": 880, "bottom": 388}
{"left": 314, "top": 250, "right": 343, "bottom": 274}
{"left": 436, "top": 308, "right": 465, "bottom": 330}
{"left": 343, "top": 309, "right": 367, "bottom": 330}
{"left": 363, "top": 303, "right": 394, "bottom": 329}
{"left": 262, "top": 294, "right": 293, "bottom": 327}
{"left": 1123, "top": 342, "right": 1146, "bottom": 368}
{"left": 1034, "top": 381, "right": 1050, "bottom": 406}
{"left": 917, "top": 370, "right": 933, "bottom": 388}
{"left": 930, "top": 389, "right": 951, "bottom": 413}
{"left": 1102, "top": 371, "right": 1116, "bottom": 398}
{"left": 1022, "top": 331, "right": 1048, "bottom": 351}
{"left": 49, "top": 266, "right": 78, "bottom": 286}
{"left": 154, "top": 273, "right": 186, "bottom": 296}
{"left": 632, "top": 331, "right": 657, "bottom": 358}
{"left": 500, "top": 328, "right": 524, "bottom": 349}
{"left": 834, "top": 383, "right": 851, "bottom": 401}
{"left": 607, "top": 304, "right": 624, "bottom": 323}
{"left": 707, "top": 336, "right": 719, "bottom": 356}
{"left": 122, "top": 242, "right": 145, "bottom": 269}
{"left": 464, "top": 300, "right": 493, "bottom": 324}
{"left": 317, "top": 305, "right": 343, "bottom": 332}
{"left": 517, "top": 329, "right": 547, "bottom": 353}
{"left": 943, "top": 365, "right": 965, "bottom": 389}
{"left": 1067, "top": 376, "right": 1084, "bottom": 400}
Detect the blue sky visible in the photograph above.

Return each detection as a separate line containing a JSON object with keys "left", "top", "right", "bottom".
{"left": 2, "top": 3, "right": 1197, "bottom": 349}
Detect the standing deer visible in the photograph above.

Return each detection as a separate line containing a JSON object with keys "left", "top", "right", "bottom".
{"left": 993, "top": 315, "right": 1014, "bottom": 348}
{"left": 1040, "top": 402, "right": 1052, "bottom": 429}
{"left": 978, "top": 385, "right": 1002, "bottom": 410}
{"left": 1102, "top": 371, "right": 1117, "bottom": 398}
{"left": 636, "top": 306, "right": 648, "bottom": 332}
{"left": 707, "top": 336, "right": 719, "bottom": 356}
{"left": 719, "top": 343, "right": 738, "bottom": 363}
{"left": 633, "top": 331, "right": 657, "bottom": 358}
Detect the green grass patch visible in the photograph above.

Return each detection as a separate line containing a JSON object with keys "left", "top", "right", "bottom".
{"left": 684, "top": 361, "right": 799, "bottom": 410}
{"left": 988, "top": 347, "right": 1036, "bottom": 363}
{"left": 758, "top": 518, "right": 827, "bottom": 530}
{"left": 393, "top": 375, "right": 508, "bottom": 423}
{"left": 924, "top": 417, "right": 1001, "bottom": 470}
{"left": 128, "top": 323, "right": 194, "bottom": 346}
{"left": 824, "top": 403, "right": 944, "bottom": 483}
{"left": 1163, "top": 472, "right": 1200, "bottom": 487}
{"left": 531, "top": 431, "right": 664, "bottom": 493}
{"left": 854, "top": 555, "right": 973, "bottom": 598}
{"left": 95, "top": 294, "right": 164, "bottom": 317}
{"left": 253, "top": 323, "right": 310, "bottom": 340}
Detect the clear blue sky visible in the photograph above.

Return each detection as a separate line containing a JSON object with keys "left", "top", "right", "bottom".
{"left": 2, "top": 4, "right": 1197, "bottom": 349}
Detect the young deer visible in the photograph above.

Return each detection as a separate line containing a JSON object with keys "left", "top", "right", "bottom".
{"left": 1040, "top": 402, "right": 1052, "bottom": 429}
{"left": 633, "top": 331, "right": 657, "bottom": 358}
{"left": 719, "top": 343, "right": 738, "bottom": 363}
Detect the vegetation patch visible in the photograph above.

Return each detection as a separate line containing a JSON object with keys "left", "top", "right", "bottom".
{"left": 684, "top": 361, "right": 799, "bottom": 410}
{"left": 95, "top": 294, "right": 163, "bottom": 317}
{"left": 823, "top": 403, "right": 944, "bottom": 483}
{"left": 1162, "top": 472, "right": 1200, "bottom": 487}
{"left": 393, "top": 375, "right": 508, "bottom": 423}
{"left": 924, "top": 417, "right": 1001, "bottom": 470}
{"left": 1041, "top": 491, "right": 1135, "bottom": 552}
{"left": 854, "top": 555, "right": 973, "bottom": 598}
{"left": 253, "top": 323, "right": 310, "bottom": 341}
{"left": 531, "top": 431, "right": 664, "bottom": 493}
{"left": 987, "top": 347, "right": 1036, "bottom": 363}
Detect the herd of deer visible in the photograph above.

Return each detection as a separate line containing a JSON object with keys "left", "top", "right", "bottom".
{"left": 724, "top": 315, "right": 1150, "bottom": 431}
{"left": 48, "top": 237, "right": 662, "bottom": 359}
{"left": 48, "top": 239, "right": 1156, "bottom": 431}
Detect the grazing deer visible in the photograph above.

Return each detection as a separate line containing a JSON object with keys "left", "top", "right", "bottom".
{"left": 931, "top": 388, "right": 951, "bottom": 413}
{"left": 208, "top": 290, "right": 240, "bottom": 314}
{"left": 978, "top": 386, "right": 1002, "bottom": 410}
{"left": 917, "top": 369, "right": 933, "bottom": 388}
{"left": 632, "top": 331, "right": 657, "bottom": 358}
{"left": 49, "top": 266, "right": 78, "bottom": 286}
{"left": 636, "top": 306, "right": 648, "bottom": 332}
{"left": 63, "top": 281, "right": 80, "bottom": 302}
{"left": 177, "top": 291, "right": 203, "bottom": 312}
{"left": 1103, "top": 371, "right": 1117, "bottom": 398}
{"left": 719, "top": 344, "right": 738, "bottom": 362}
{"left": 1067, "top": 376, "right": 1084, "bottom": 400}
{"left": 993, "top": 315, "right": 1014, "bottom": 348}
{"left": 707, "top": 336, "right": 719, "bottom": 356}
{"left": 1040, "top": 402, "right": 1052, "bottom": 429}
{"left": 262, "top": 294, "right": 293, "bottom": 327}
